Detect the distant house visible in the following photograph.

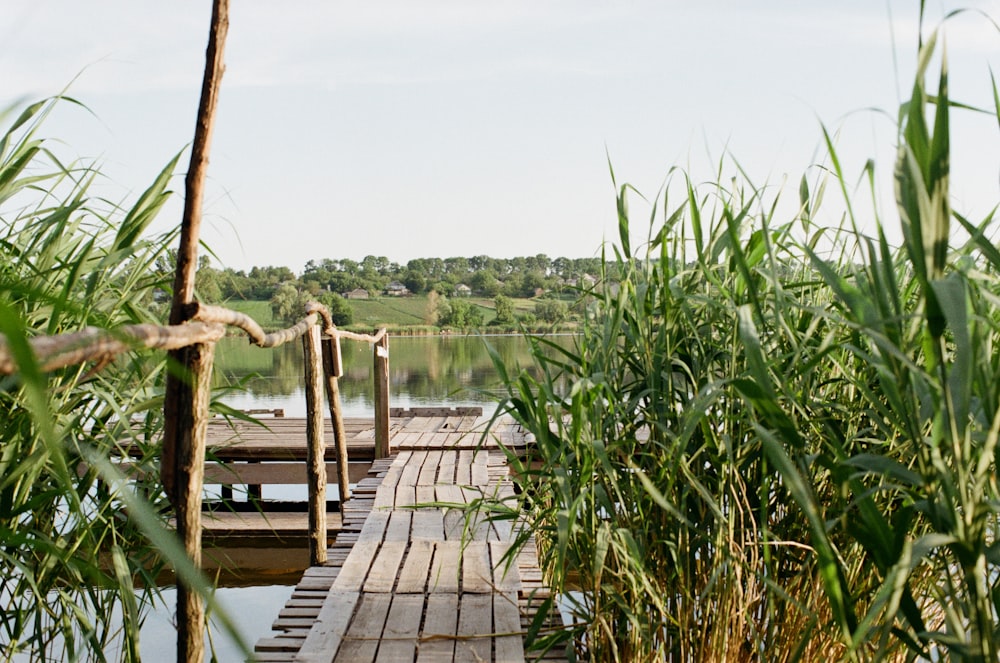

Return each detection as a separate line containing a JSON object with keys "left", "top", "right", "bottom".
{"left": 344, "top": 288, "right": 369, "bottom": 300}
{"left": 385, "top": 281, "right": 410, "bottom": 297}
{"left": 455, "top": 284, "right": 472, "bottom": 297}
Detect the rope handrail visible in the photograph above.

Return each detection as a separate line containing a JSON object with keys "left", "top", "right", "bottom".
{"left": 0, "top": 322, "right": 226, "bottom": 375}
{"left": 0, "top": 302, "right": 388, "bottom": 376}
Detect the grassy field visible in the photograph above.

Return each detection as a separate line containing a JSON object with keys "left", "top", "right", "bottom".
{"left": 223, "top": 299, "right": 275, "bottom": 328}
{"left": 223, "top": 295, "right": 542, "bottom": 330}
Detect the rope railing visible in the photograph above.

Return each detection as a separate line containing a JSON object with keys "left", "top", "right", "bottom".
{"left": 0, "top": 300, "right": 390, "bottom": 660}
{"left": 0, "top": 322, "right": 226, "bottom": 375}
{"left": 0, "top": 302, "right": 376, "bottom": 374}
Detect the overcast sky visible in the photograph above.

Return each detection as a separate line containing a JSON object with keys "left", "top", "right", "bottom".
{"left": 2, "top": 2, "right": 998, "bottom": 272}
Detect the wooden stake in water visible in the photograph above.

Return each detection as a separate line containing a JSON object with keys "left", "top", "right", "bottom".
{"left": 322, "top": 334, "right": 352, "bottom": 510}
{"left": 303, "top": 324, "right": 327, "bottom": 566}
{"left": 374, "top": 333, "right": 390, "bottom": 459}
{"left": 173, "top": 342, "right": 215, "bottom": 663}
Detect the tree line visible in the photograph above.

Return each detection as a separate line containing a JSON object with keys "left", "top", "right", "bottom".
{"left": 194, "top": 254, "right": 606, "bottom": 302}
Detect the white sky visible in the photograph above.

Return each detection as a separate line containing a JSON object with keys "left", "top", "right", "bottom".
{"left": 2, "top": 2, "right": 998, "bottom": 272}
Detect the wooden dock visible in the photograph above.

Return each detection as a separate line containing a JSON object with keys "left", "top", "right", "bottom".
{"left": 252, "top": 413, "right": 567, "bottom": 662}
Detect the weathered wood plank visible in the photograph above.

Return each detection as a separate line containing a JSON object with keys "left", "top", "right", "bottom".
{"left": 410, "top": 509, "right": 444, "bottom": 541}
{"left": 455, "top": 593, "right": 493, "bottom": 663}
{"left": 363, "top": 541, "right": 406, "bottom": 593}
{"left": 396, "top": 540, "right": 433, "bottom": 594}
{"left": 333, "top": 593, "right": 391, "bottom": 663}
{"left": 415, "top": 593, "right": 458, "bottom": 663}
{"left": 461, "top": 542, "right": 493, "bottom": 594}
{"left": 375, "top": 594, "right": 423, "bottom": 661}
{"left": 203, "top": 461, "right": 371, "bottom": 485}
{"left": 331, "top": 542, "right": 379, "bottom": 592}
{"left": 384, "top": 510, "right": 412, "bottom": 542}
{"left": 494, "top": 592, "right": 526, "bottom": 663}
{"left": 490, "top": 542, "right": 521, "bottom": 593}
{"left": 428, "top": 541, "right": 460, "bottom": 593}
{"left": 294, "top": 589, "right": 360, "bottom": 663}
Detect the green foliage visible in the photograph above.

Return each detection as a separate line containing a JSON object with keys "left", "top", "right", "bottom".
{"left": 533, "top": 298, "right": 568, "bottom": 323}
{"left": 436, "top": 296, "right": 486, "bottom": 329}
{"left": 0, "top": 97, "right": 177, "bottom": 661}
{"left": 493, "top": 294, "right": 515, "bottom": 324}
{"left": 486, "top": 15, "right": 1000, "bottom": 663}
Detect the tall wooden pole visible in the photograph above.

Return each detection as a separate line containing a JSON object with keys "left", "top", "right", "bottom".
{"left": 303, "top": 324, "right": 327, "bottom": 566}
{"left": 172, "top": 342, "right": 215, "bottom": 663}
{"left": 162, "top": 0, "right": 230, "bottom": 502}
{"left": 322, "top": 335, "right": 352, "bottom": 509}
{"left": 373, "top": 333, "right": 390, "bottom": 459}
{"left": 160, "top": 2, "right": 229, "bottom": 662}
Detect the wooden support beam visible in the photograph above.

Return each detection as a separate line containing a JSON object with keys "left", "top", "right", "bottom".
{"left": 303, "top": 324, "right": 327, "bottom": 566}
{"left": 322, "top": 335, "right": 352, "bottom": 510}
{"left": 373, "top": 333, "right": 390, "bottom": 459}
{"left": 172, "top": 342, "right": 216, "bottom": 663}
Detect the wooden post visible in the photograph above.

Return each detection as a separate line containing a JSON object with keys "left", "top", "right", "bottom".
{"left": 162, "top": 0, "right": 229, "bottom": 505}
{"left": 303, "top": 324, "right": 327, "bottom": 566}
{"left": 321, "top": 334, "right": 352, "bottom": 510}
{"left": 173, "top": 342, "right": 215, "bottom": 663}
{"left": 373, "top": 332, "right": 390, "bottom": 459}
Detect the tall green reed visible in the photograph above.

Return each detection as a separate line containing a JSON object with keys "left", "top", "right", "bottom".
{"left": 487, "top": 12, "right": 999, "bottom": 663}
{"left": 0, "top": 97, "right": 239, "bottom": 662}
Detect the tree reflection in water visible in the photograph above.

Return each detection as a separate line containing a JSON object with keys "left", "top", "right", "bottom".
{"left": 213, "top": 334, "right": 570, "bottom": 416}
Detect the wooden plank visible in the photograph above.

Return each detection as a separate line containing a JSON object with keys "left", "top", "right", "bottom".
{"left": 493, "top": 592, "right": 525, "bottom": 663}
{"left": 396, "top": 540, "right": 433, "bottom": 593}
{"left": 200, "top": 511, "right": 344, "bottom": 536}
{"left": 393, "top": 484, "right": 416, "bottom": 509}
{"left": 456, "top": 450, "right": 473, "bottom": 485}
{"left": 384, "top": 510, "right": 412, "bottom": 542}
{"left": 436, "top": 451, "right": 456, "bottom": 484}
{"left": 331, "top": 541, "right": 379, "bottom": 592}
{"left": 490, "top": 542, "right": 521, "bottom": 593}
{"left": 428, "top": 541, "right": 460, "bottom": 593}
{"left": 397, "top": 451, "right": 424, "bottom": 486}
{"left": 410, "top": 510, "right": 444, "bottom": 541}
{"left": 415, "top": 593, "right": 457, "bottom": 663}
{"left": 364, "top": 541, "right": 406, "bottom": 593}
{"left": 414, "top": 485, "right": 436, "bottom": 506}
{"left": 455, "top": 593, "right": 492, "bottom": 663}
{"left": 389, "top": 407, "right": 482, "bottom": 418}
{"left": 294, "top": 589, "right": 360, "bottom": 663}
{"left": 470, "top": 450, "right": 489, "bottom": 487}
{"left": 375, "top": 594, "right": 423, "bottom": 661}
{"left": 356, "top": 511, "right": 389, "bottom": 543}
{"left": 203, "top": 461, "right": 371, "bottom": 485}
{"left": 417, "top": 450, "right": 442, "bottom": 486}
{"left": 333, "top": 593, "right": 391, "bottom": 663}
{"left": 461, "top": 542, "right": 492, "bottom": 594}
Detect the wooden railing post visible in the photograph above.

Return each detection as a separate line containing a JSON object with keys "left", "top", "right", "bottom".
{"left": 173, "top": 342, "right": 215, "bottom": 663}
{"left": 302, "top": 323, "right": 327, "bottom": 566}
{"left": 373, "top": 332, "right": 390, "bottom": 459}
{"left": 322, "top": 334, "right": 352, "bottom": 510}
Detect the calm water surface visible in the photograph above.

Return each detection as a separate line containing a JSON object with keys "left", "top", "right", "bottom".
{"left": 142, "top": 333, "right": 561, "bottom": 661}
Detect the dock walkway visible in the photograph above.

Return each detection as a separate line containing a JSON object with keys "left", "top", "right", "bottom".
{"left": 253, "top": 414, "right": 566, "bottom": 663}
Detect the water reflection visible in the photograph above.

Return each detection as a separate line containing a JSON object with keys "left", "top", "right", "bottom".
{"left": 213, "top": 334, "right": 564, "bottom": 416}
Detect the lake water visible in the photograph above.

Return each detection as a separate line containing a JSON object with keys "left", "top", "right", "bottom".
{"left": 141, "top": 333, "right": 556, "bottom": 661}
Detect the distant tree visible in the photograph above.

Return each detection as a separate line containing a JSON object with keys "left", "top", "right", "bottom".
{"left": 403, "top": 270, "right": 428, "bottom": 295}
{"left": 493, "top": 295, "right": 515, "bottom": 324}
{"left": 470, "top": 270, "right": 502, "bottom": 297}
{"left": 315, "top": 291, "right": 353, "bottom": 326}
{"left": 194, "top": 255, "right": 222, "bottom": 302}
{"left": 535, "top": 298, "right": 568, "bottom": 323}
{"left": 438, "top": 297, "right": 484, "bottom": 329}
{"left": 425, "top": 291, "right": 442, "bottom": 325}
{"left": 270, "top": 282, "right": 303, "bottom": 324}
